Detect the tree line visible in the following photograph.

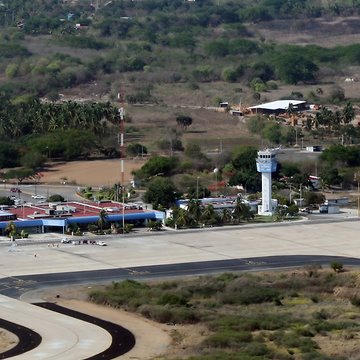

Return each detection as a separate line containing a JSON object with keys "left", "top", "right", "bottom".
{"left": 0, "top": 97, "right": 120, "bottom": 171}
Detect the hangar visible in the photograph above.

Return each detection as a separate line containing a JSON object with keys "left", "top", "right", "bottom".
{"left": 248, "top": 100, "right": 307, "bottom": 115}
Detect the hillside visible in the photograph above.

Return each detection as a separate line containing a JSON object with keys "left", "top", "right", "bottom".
{"left": 1, "top": 0, "right": 360, "bottom": 108}
{"left": 0, "top": 0, "right": 360, "bottom": 185}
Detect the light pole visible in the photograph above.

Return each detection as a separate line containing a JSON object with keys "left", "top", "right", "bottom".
{"left": 196, "top": 176, "right": 199, "bottom": 201}
{"left": 289, "top": 183, "right": 292, "bottom": 204}
{"left": 213, "top": 168, "right": 219, "bottom": 197}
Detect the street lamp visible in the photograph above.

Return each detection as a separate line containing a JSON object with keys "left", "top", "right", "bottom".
{"left": 213, "top": 168, "right": 219, "bottom": 197}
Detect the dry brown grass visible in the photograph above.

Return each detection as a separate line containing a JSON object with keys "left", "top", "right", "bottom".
{"left": 41, "top": 159, "right": 146, "bottom": 187}
{"left": 248, "top": 16, "right": 360, "bottom": 48}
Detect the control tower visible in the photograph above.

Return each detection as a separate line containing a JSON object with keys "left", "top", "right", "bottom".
{"left": 256, "top": 149, "right": 277, "bottom": 215}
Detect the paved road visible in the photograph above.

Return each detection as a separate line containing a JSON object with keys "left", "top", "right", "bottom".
{"left": 0, "top": 295, "right": 112, "bottom": 359}
{"left": 1, "top": 219, "right": 360, "bottom": 359}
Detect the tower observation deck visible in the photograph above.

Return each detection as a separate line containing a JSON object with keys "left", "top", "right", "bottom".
{"left": 256, "top": 149, "right": 277, "bottom": 215}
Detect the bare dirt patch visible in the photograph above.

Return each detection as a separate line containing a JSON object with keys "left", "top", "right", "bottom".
{"left": 41, "top": 158, "right": 146, "bottom": 187}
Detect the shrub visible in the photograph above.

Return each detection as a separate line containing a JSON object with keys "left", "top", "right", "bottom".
{"left": 84, "top": 192, "right": 93, "bottom": 199}
{"left": 48, "top": 194, "right": 65, "bottom": 202}
{"left": 204, "top": 330, "right": 252, "bottom": 348}
{"left": 139, "top": 305, "right": 173, "bottom": 323}
{"left": 245, "top": 342, "right": 269, "bottom": 356}
{"left": 220, "top": 286, "right": 279, "bottom": 305}
{"left": 88, "top": 224, "right": 98, "bottom": 233}
{"left": 330, "top": 261, "right": 344, "bottom": 273}
{"left": 157, "top": 292, "right": 188, "bottom": 306}
{"left": 350, "top": 296, "right": 360, "bottom": 307}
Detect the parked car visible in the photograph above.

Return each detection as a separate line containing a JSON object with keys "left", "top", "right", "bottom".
{"left": 60, "top": 237, "right": 71, "bottom": 243}
{"left": 10, "top": 187, "right": 21, "bottom": 193}
{"left": 9, "top": 195, "right": 17, "bottom": 200}
{"left": 31, "top": 194, "right": 45, "bottom": 199}
{"left": 96, "top": 241, "right": 107, "bottom": 246}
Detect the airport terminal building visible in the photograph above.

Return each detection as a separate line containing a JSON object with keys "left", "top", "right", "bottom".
{"left": 0, "top": 200, "right": 164, "bottom": 235}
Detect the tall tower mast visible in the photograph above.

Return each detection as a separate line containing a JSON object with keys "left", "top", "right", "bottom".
{"left": 118, "top": 87, "right": 126, "bottom": 186}
{"left": 256, "top": 149, "right": 277, "bottom": 215}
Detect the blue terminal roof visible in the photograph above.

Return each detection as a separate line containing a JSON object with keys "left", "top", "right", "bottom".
{"left": 0, "top": 206, "right": 164, "bottom": 230}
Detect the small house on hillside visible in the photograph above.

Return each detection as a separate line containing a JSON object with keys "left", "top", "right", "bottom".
{"left": 248, "top": 100, "right": 307, "bottom": 115}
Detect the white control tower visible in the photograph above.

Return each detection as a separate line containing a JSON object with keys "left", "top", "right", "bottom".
{"left": 256, "top": 149, "right": 277, "bottom": 215}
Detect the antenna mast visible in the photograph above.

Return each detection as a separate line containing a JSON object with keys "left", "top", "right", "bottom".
{"left": 118, "top": 86, "right": 126, "bottom": 187}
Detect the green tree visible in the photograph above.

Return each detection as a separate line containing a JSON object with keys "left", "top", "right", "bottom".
{"left": 135, "top": 156, "right": 178, "bottom": 180}
{"left": 232, "top": 199, "right": 254, "bottom": 223}
{"left": 275, "top": 53, "right": 318, "bottom": 84}
{"left": 147, "top": 220, "right": 163, "bottom": 231}
{"left": 175, "top": 208, "right": 192, "bottom": 228}
{"left": 342, "top": 101, "right": 355, "bottom": 125}
{"left": 127, "top": 143, "right": 147, "bottom": 157}
{"left": 222, "top": 67, "right": 238, "bottom": 82}
{"left": 0, "top": 197, "right": 14, "bottom": 206}
{"left": 184, "top": 143, "right": 203, "bottom": 159}
{"left": 5, "top": 168, "right": 36, "bottom": 183}
{"left": 263, "top": 122, "right": 282, "bottom": 144}
{"left": 304, "top": 191, "right": 325, "bottom": 206}
{"left": 220, "top": 208, "right": 232, "bottom": 224}
{"left": 192, "top": 65, "right": 215, "bottom": 82}
{"left": 321, "top": 167, "right": 343, "bottom": 187}
{"left": 287, "top": 204, "right": 299, "bottom": 216}
{"left": 186, "top": 199, "right": 202, "bottom": 223}
{"left": 144, "top": 177, "right": 178, "bottom": 208}
{"left": 48, "top": 194, "right": 65, "bottom": 202}
{"left": 200, "top": 204, "right": 217, "bottom": 225}
{"left": 176, "top": 115, "right": 193, "bottom": 131}
{"left": 20, "top": 151, "right": 46, "bottom": 170}
{"left": 5, "top": 63, "right": 18, "bottom": 78}
{"left": 5, "top": 221, "right": 17, "bottom": 240}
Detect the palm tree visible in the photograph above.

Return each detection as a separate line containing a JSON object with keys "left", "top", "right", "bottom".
{"left": 342, "top": 101, "right": 355, "bottom": 125}
{"left": 97, "top": 209, "right": 108, "bottom": 232}
{"left": 220, "top": 208, "right": 232, "bottom": 224}
{"left": 200, "top": 204, "right": 216, "bottom": 225}
{"left": 233, "top": 199, "right": 254, "bottom": 224}
{"left": 5, "top": 221, "right": 17, "bottom": 240}
{"left": 187, "top": 199, "right": 202, "bottom": 224}
{"left": 175, "top": 208, "right": 192, "bottom": 228}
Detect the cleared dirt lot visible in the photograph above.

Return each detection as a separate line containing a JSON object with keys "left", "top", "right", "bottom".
{"left": 41, "top": 159, "right": 146, "bottom": 187}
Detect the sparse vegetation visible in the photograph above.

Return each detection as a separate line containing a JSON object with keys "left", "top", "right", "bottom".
{"left": 89, "top": 268, "right": 360, "bottom": 359}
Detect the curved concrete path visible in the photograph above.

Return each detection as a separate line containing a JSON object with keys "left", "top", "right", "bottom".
{"left": 0, "top": 295, "right": 111, "bottom": 359}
